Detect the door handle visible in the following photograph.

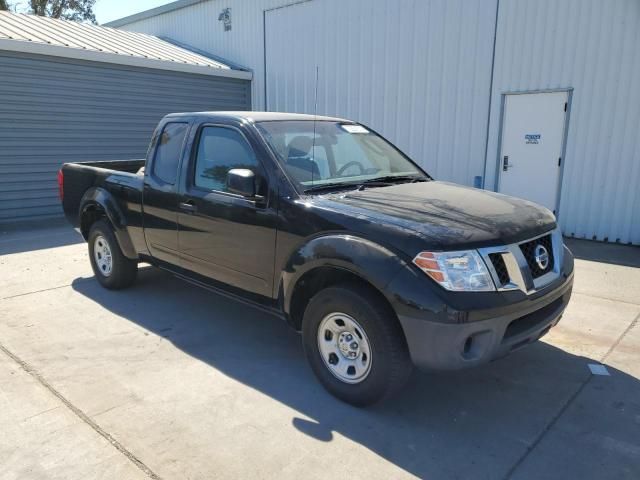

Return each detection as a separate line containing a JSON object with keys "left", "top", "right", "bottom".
{"left": 502, "top": 156, "right": 513, "bottom": 171}
{"left": 179, "top": 201, "right": 197, "bottom": 213}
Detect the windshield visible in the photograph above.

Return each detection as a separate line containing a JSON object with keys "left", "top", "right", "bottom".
{"left": 255, "top": 120, "right": 427, "bottom": 191}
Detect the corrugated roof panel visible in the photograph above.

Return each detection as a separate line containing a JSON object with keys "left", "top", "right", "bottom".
{"left": 0, "top": 10, "right": 232, "bottom": 70}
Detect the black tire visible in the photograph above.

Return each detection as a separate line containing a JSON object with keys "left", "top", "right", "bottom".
{"left": 302, "top": 283, "right": 412, "bottom": 406}
{"left": 88, "top": 219, "right": 137, "bottom": 290}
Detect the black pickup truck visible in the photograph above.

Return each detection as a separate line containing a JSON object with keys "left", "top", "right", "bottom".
{"left": 60, "top": 111, "right": 574, "bottom": 406}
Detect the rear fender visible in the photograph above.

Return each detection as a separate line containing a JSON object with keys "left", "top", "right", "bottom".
{"left": 79, "top": 187, "right": 137, "bottom": 259}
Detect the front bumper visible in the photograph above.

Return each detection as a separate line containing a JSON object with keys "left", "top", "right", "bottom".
{"left": 393, "top": 265, "right": 574, "bottom": 371}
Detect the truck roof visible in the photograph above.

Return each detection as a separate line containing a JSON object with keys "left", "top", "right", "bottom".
{"left": 164, "top": 111, "right": 352, "bottom": 123}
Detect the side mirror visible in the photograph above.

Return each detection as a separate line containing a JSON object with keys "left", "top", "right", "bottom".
{"left": 227, "top": 168, "right": 256, "bottom": 197}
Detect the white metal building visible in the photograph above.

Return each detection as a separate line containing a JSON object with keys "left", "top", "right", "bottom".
{"left": 100, "top": 0, "right": 637, "bottom": 245}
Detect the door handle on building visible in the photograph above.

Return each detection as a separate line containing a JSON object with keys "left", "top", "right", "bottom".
{"left": 502, "top": 156, "right": 513, "bottom": 171}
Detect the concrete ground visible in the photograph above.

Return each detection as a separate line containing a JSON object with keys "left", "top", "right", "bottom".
{"left": 1, "top": 221, "right": 639, "bottom": 480}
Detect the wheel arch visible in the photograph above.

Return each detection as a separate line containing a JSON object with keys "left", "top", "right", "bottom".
{"left": 279, "top": 234, "right": 409, "bottom": 331}
{"left": 80, "top": 187, "right": 137, "bottom": 259}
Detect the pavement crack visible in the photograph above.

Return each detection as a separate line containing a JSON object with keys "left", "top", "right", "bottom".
{"left": 21, "top": 405, "right": 62, "bottom": 422}
{"left": 572, "top": 291, "right": 640, "bottom": 307}
{"left": 0, "top": 342, "right": 162, "bottom": 480}
{"left": 503, "top": 374, "right": 592, "bottom": 480}
{"left": 601, "top": 311, "right": 640, "bottom": 362}
{"left": 1, "top": 278, "right": 93, "bottom": 301}
{"left": 504, "top": 311, "right": 640, "bottom": 479}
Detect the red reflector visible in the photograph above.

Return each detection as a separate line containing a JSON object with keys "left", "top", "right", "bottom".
{"left": 57, "top": 169, "right": 64, "bottom": 201}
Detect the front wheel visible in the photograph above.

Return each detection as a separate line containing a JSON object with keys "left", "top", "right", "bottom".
{"left": 88, "top": 219, "right": 137, "bottom": 290}
{"left": 302, "top": 283, "right": 412, "bottom": 406}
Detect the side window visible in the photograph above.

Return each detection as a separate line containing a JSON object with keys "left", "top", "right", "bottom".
{"left": 194, "top": 126, "right": 261, "bottom": 192}
{"left": 152, "top": 122, "right": 188, "bottom": 184}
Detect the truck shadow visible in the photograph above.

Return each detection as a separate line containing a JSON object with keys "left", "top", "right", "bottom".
{"left": 71, "top": 268, "right": 639, "bottom": 478}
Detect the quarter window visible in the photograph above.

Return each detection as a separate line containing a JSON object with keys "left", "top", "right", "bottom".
{"left": 194, "top": 126, "right": 261, "bottom": 193}
{"left": 152, "top": 122, "right": 188, "bottom": 184}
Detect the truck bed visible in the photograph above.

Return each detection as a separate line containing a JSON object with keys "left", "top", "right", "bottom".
{"left": 60, "top": 159, "right": 145, "bottom": 228}
{"left": 69, "top": 159, "right": 145, "bottom": 173}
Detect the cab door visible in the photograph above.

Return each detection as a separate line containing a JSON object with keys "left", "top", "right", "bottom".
{"left": 177, "top": 124, "right": 277, "bottom": 297}
{"left": 143, "top": 121, "right": 189, "bottom": 265}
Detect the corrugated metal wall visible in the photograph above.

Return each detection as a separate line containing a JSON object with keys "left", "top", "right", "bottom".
{"left": 115, "top": 0, "right": 289, "bottom": 110}
{"left": 264, "top": 0, "right": 497, "bottom": 186}
{"left": 0, "top": 51, "right": 251, "bottom": 222}
{"left": 119, "top": 0, "right": 498, "bottom": 187}
{"left": 485, "top": 0, "right": 640, "bottom": 244}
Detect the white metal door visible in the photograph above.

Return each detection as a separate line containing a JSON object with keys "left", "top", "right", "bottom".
{"left": 498, "top": 91, "right": 569, "bottom": 213}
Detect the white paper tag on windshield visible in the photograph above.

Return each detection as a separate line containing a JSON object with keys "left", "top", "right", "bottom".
{"left": 341, "top": 124, "right": 369, "bottom": 134}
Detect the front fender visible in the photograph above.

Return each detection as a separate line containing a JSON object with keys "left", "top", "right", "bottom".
{"left": 79, "top": 187, "right": 137, "bottom": 259}
{"left": 280, "top": 234, "right": 409, "bottom": 316}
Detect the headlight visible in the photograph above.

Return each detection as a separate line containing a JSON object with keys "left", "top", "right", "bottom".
{"left": 413, "top": 250, "right": 495, "bottom": 292}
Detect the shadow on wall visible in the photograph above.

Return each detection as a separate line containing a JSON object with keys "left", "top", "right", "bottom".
{"left": 565, "top": 237, "right": 640, "bottom": 268}
{"left": 71, "top": 268, "right": 640, "bottom": 479}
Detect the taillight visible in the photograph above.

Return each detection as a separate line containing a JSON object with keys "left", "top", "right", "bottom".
{"left": 57, "top": 169, "right": 64, "bottom": 201}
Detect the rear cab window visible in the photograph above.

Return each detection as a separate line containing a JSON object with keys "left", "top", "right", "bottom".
{"left": 151, "top": 122, "right": 188, "bottom": 184}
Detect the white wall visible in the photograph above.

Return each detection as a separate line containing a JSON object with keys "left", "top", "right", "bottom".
{"left": 484, "top": 0, "right": 640, "bottom": 244}
{"left": 113, "top": 0, "right": 290, "bottom": 110}
{"left": 117, "top": 0, "right": 640, "bottom": 244}
{"left": 117, "top": 0, "right": 497, "bottom": 187}
{"left": 263, "top": 0, "right": 497, "bottom": 186}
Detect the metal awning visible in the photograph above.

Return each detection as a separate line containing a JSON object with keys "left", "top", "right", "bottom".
{"left": 0, "top": 11, "right": 251, "bottom": 80}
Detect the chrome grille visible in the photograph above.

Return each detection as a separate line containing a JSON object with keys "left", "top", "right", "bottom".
{"left": 519, "top": 234, "right": 554, "bottom": 278}
{"left": 480, "top": 228, "right": 563, "bottom": 295}
{"left": 488, "top": 253, "right": 510, "bottom": 286}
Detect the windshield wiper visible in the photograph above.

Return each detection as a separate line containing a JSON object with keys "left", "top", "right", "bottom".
{"left": 303, "top": 175, "right": 428, "bottom": 194}
{"left": 303, "top": 182, "right": 361, "bottom": 194}
{"left": 361, "top": 175, "right": 428, "bottom": 185}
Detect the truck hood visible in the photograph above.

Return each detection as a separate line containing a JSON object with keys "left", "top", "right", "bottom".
{"left": 316, "top": 181, "right": 556, "bottom": 249}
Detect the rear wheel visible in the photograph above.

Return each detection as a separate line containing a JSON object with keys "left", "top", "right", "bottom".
{"left": 88, "top": 220, "right": 137, "bottom": 289}
{"left": 302, "top": 283, "right": 412, "bottom": 406}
